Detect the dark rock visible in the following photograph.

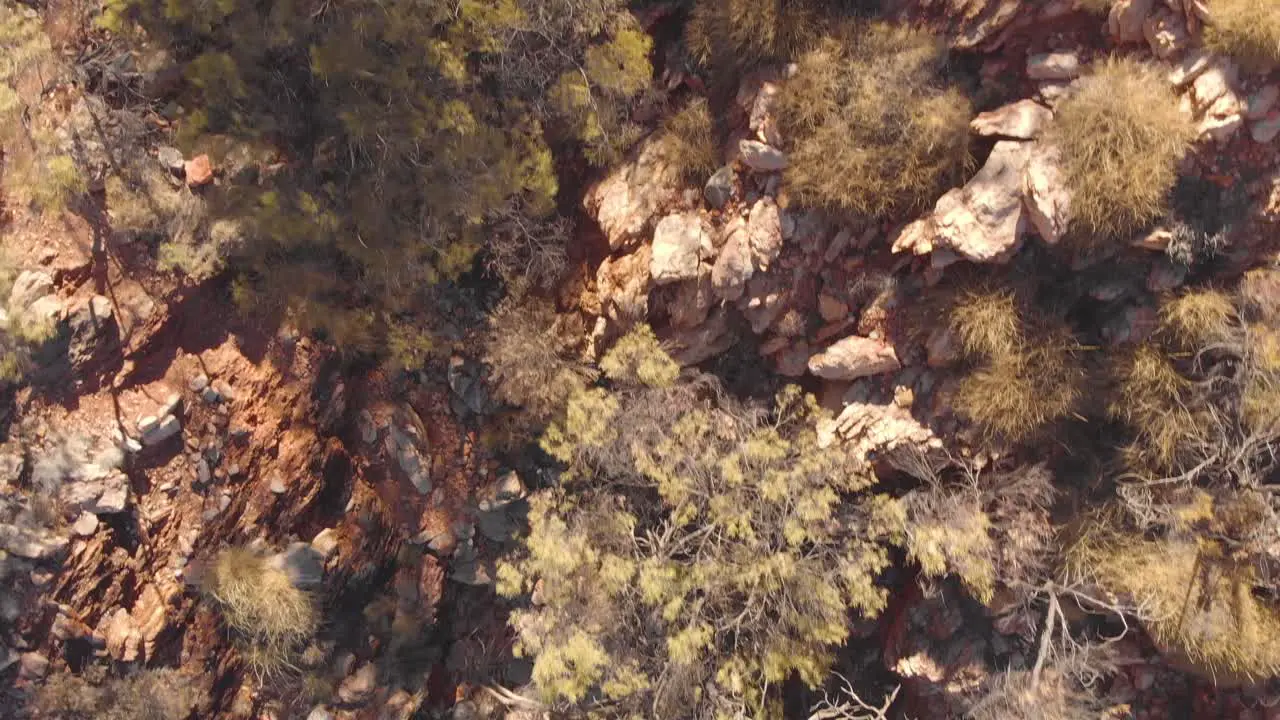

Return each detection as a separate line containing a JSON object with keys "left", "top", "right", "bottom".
{"left": 704, "top": 166, "right": 735, "bottom": 209}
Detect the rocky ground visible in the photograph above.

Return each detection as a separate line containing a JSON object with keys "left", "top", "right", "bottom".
{"left": 4, "top": 0, "right": 1280, "bottom": 718}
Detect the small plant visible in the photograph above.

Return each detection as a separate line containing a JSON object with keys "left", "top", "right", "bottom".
{"left": 776, "top": 21, "right": 971, "bottom": 219}
{"left": 28, "top": 154, "right": 87, "bottom": 211}
{"left": 659, "top": 97, "right": 719, "bottom": 183}
{"left": 201, "top": 547, "right": 318, "bottom": 678}
{"left": 1048, "top": 58, "right": 1195, "bottom": 243}
{"left": 1203, "top": 0, "right": 1280, "bottom": 73}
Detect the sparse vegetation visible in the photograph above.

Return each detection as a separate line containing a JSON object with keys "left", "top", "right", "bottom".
{"left": 1048, "top": 58, "right": 1195, "bottom": 243}
{"left": 777, "top": 21, "right": 972, "bottom": 218}
{"left": 1203, "top": 0, "right": 1280, "bottom": 72}
{"left": 201, "top": 547, "right": 318, "bottom": 678}
{"left": 483, "top": 296, "right": 595, "bottom": 435}
{"left": 30, "top": 668, "right": 204, "bottom": 720}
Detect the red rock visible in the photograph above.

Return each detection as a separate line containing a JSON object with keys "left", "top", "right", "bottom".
{"left": 185, "top": 154, "right": 214, "bottom": 187}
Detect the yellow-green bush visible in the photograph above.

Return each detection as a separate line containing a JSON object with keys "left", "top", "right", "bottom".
{"left": 1111, "top": 344, "right": 1205, "bottom": 472}
{"left": 1048, "top": 58, "right": 1195, "bottom": 243}
{"left": 27, "top": 154, "right": 87, "bottom": 211}
{"left": 1203, "top": 0, "right": 1280, "bottom": 72}
{"left": 1158, "top": 288, "right": 1237, "bottom": 349}
{"left": 1069, "top": 514, "right": 1280, "bottom": 684}
{"left": 500, "top": 327, "right": 891, "bottom": 717}
{"left": 201, "top": 547, "right": 318, "bottom": 677}
{"left": 776, "top": 21, "right": 971, "bottom": 219}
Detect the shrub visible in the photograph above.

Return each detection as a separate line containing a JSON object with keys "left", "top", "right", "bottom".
{"left": 1068, "top": 515, "right": 1280, "bottom": 684}
{"left": 685, "top": 0, "right": 820, "bottom": 73}
{"left": 948, "top": 289, "right": 1082, "bottom": 441}
{"left": 1203, "top": 0, "right": 1280, "bottom": 73}
{"left": 483, "top": 297, "right": 595, "bottom": 428}
{"left": 658, "top": 97, "right": 719, "bottom": 183}
{"left": 1047, "top": 58, "right": 1195, "bottom": 243}
{"left": 499, "top": 327, "right": 892, "bottom": 717}
{"left": 201, "top": 547, "right": 318, "bottom": 678}
{"left": 28, "top": 154, "right": 87, "bottom": 211}
{"left": 1111, "top": 344, "right": 1205, "bottom": 472}
{"left": 876, "top": 458, "right": 1058, "bottom": 604}
{"left": 31, "top": 669, "right": 203, "bottom": 720}
{"left": 777, "top": 21, "right": 971, "bottom": 219}
{"left": 1157, "top": 288, "right": 1237, "bottom": 349}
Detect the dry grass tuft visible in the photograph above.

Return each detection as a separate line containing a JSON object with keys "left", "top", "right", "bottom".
{"left": 776, "top": 21, "right": 971, "bottom": 218}
{"left": 1048, "top": 58, "right": 1195, "bottom": 243}
{"left": 1158, "top": 289, "right": 1237, "bottom": 349}
{"left": 1070, "top": 523, "right": 1280, "bottom": 684}
{"left": 954, "top": 338, "right": 1081, "bottom": 442}
{"left": 1203, "top": 0, "right": 1280, "bottom": 72}
{"left": 1111, "top": 344, "right": 1204, "bottom": 472}
{"left": 659, "top": 97, "right": 720, "bottom": 184}
{"left": 950, "top": 289, "right": 1022, "bottom": 359}
{"left": 202, "top": 547, "right": 318, "bottom": 677}
{"left": 685, "top": 0, "right": 820, "bottom": 72}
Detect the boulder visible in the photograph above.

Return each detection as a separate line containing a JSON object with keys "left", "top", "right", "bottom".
{"left": 1108, "top": 0, "right": 1156, "bottom": 45}
{"left": 807, "top": 336, "right": 901, "bottom": 380}
{"left": 1143, "top": 7, "right": 1189, "bottom": 59}
{"left": 8, "top": 271, "right": 54, "bottom": 311}
{"left": 270, "top": 542, "right": 325, "bottom": 588}
{"left": 585, "top": 138, "right": 682, "bottom": 250}
{"left": 184, "top": 154, "right": 214, "bottom": 187}
{"left": 337, "top": 663, "right": 378, "bottom": 706}
{"left": 969, "top": 99, "right": 1053, "bottom": 140}
{"left": 157, "top": 146, "right": 185, "bottom": 176}
{"left": 892, "top": 141, "right": 1032, "bottom": 263}
{"left": 60, "top": 469, "right": 130, "bottom": 514}
{"left": 704, "top": 165, "right": 735, "bottom": 210}
{"left": 668, "top": 271, "right": 715, "bottom": 330}
{"left": 746, "top": 198, "right": 783, "bottom": 269}
{"left": 1253, "top": 116, "right": 1280, "bottom": 144}
{"left": 1023, "top": 143, "right": 1071, "bottom": 245}
{"left": 1026, "top": 52, "right": 1080, "bottom": 81}
{"left": 1198, "top": 92, "right": 1244, "bottom": 143}
{"left": 0, "top": 522, "right": 68, "bottom": 560}
{"left": 664, "top": 307, "right": 736, "bottom": 366}
{"left": 596, "top": 245, "right": 652, "bottom": 324}
{"left": 141, "top": 415, "right": 181, "bottom": 446}
{"left": 749, "top": 80, "right": 782, "bottom": 146}
{"left": 1246, "top": 86, "right": 1279, "bottom": 120}
{"left": 1191, "top": 59, "right": 1238, "bottom": 112}
{"left": 737, "top": 140, "right": 788, "bottom": 172}
{"left": 711, "top": 218, "right": 752, "bottom": 302}
{"left": 650, "top": 213, "right": 711, "bottom": 285}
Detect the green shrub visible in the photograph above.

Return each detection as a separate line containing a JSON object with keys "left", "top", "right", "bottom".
{"left": 1203, "top": 0, "right": 1280, "bottom": 72}
{"left": 1047, "top": 58, "right": 1195, "bottom": 243}
{"left": 776, "top": 21, "right": 971, "bottom": 219}
{"left": 201, "top": 547, "right": 318, "bottom": 678}
{"left": 500, "top": 327, "right": 891, "bottom": 717}
{"left": 28, "top": 154, "right": 87, "bottom": 211}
